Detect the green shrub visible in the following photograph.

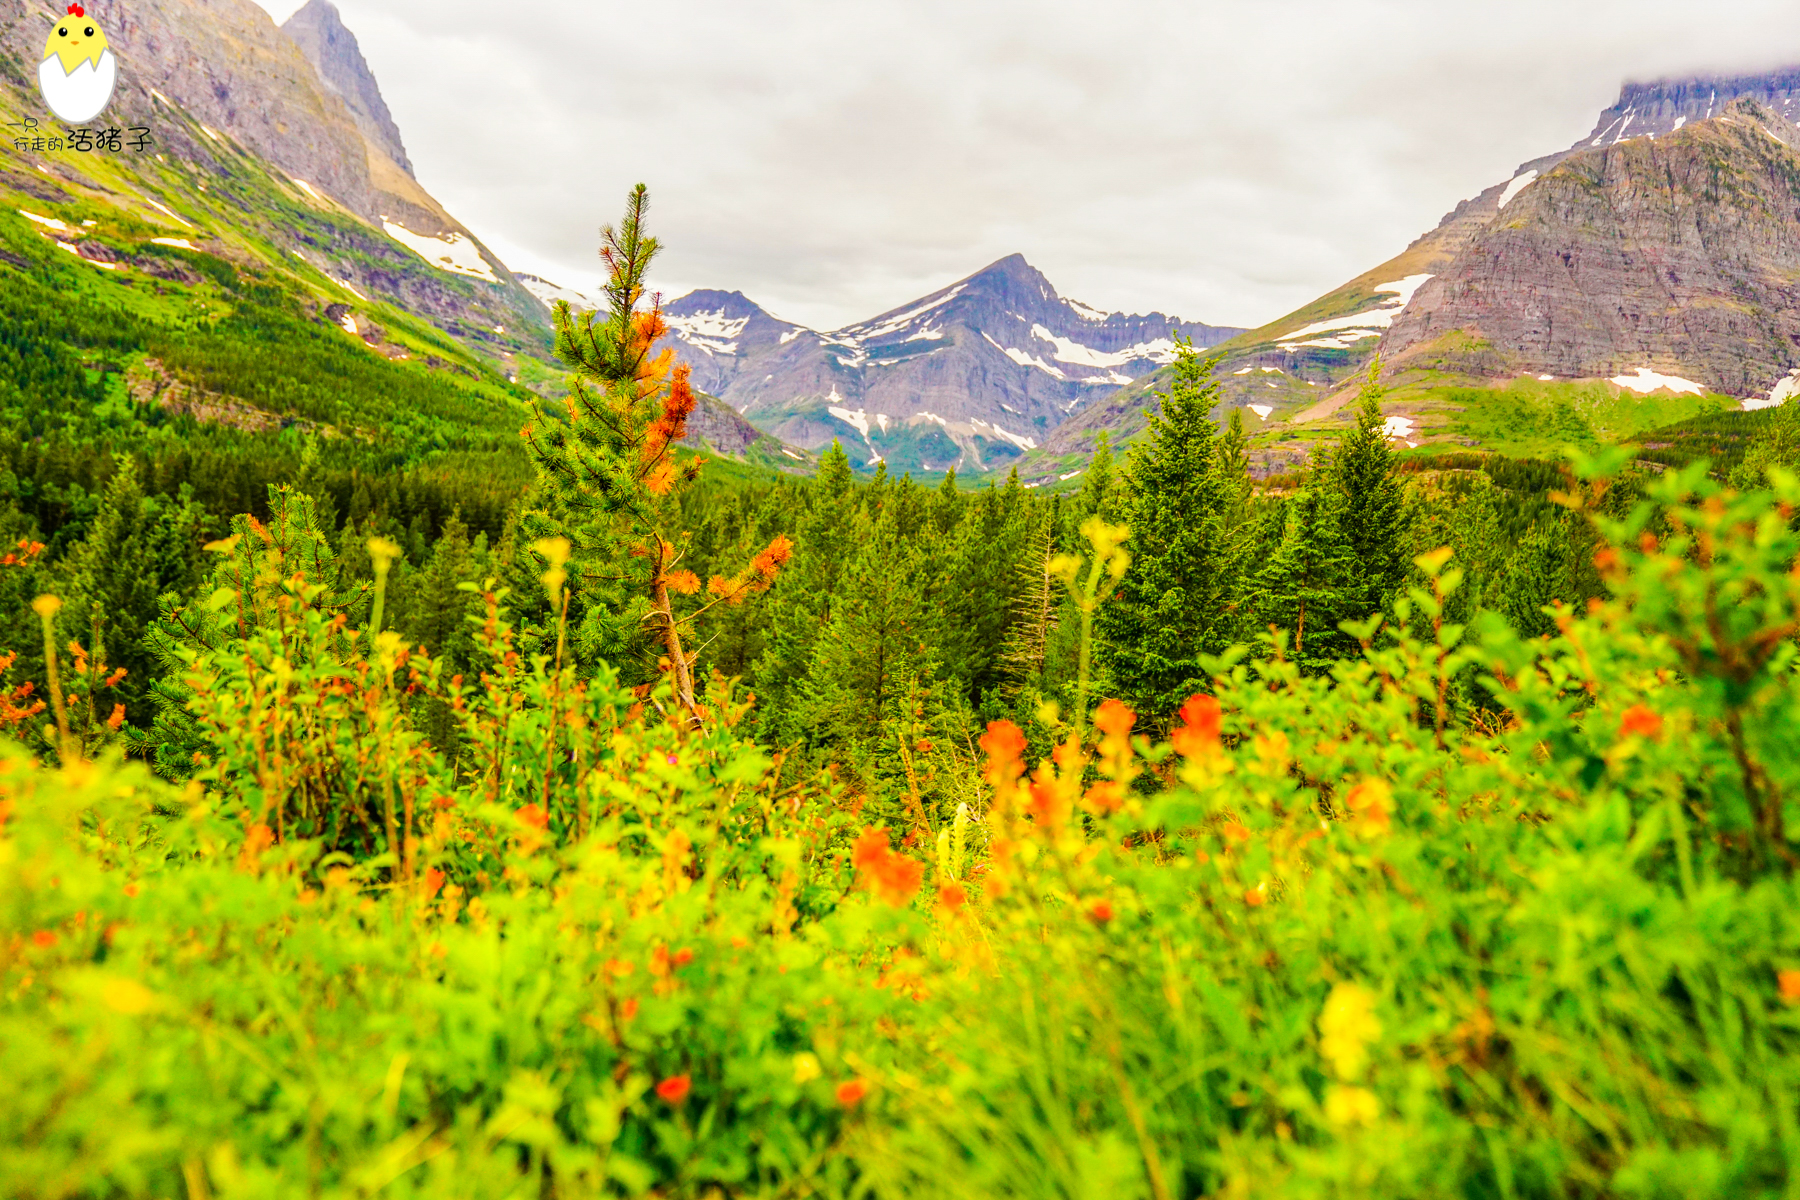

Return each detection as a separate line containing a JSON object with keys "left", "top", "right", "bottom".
{"left": 3, "top": 460, "right": 1800, "bottom": 1198}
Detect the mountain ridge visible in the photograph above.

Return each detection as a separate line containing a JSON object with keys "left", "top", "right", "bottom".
{"left": 280, "top": 0, "right": 413, "bottom": 179}
{"left": 1021, "top": 60, "right": 1800, "bottom": 484}
{"left": 657, "top": 253, "right": 1242, "bottom": 476}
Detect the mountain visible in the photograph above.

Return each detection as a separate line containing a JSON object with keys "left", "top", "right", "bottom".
{"left": 1027, "top": 62, "right": 1800, "bottom": 483}
{"left": 1, "top": 0, "right": 548, "bottom": 355}
{"left": 281, "top": 0, "right": 413, "bottom": 178}
{"left": 1383, "top": 101, "right": 1800, "bottom": 397}
{"left": 659, "top": 255, "right": 1241, "bottom": 476}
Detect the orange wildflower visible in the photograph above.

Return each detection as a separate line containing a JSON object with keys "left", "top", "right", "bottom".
{"left": 673, "top": 947, "right": 694, "bottom": 967}
{"left": 516, "top": 804, "right": 550, "bottom": 831}
{"left": 1342, "top": 779, "right": 1393, "bottom": 836}
{"left": 244, "top": 824, "right": 275, "bottom": 856}
{"left": 655, "top": 1074, "right": 691, "bottom": 1104}
{"left": 1024, "top": 771, "right": 1072, "bottom": 832}
{"left": 31, "top": 930, "right": 56, "bottom": 948}
{"left": 1780, "top": 970, "right": 1800, "bottom": 1004}
{"left": 619, "top": 996, "right": 639, "bottom": 1021}
{"left": 937, "top": 881, "right": 967, "bottom": 912}
{"left": 852, "top": 826, "right": 924, "bottom": 906}
{"left": 424, "top": 867, "right": 445, "bottom": 898}
{"left": 980, "top": 720, "right": 1029, "bottom": 801}
{"left": 1620, "top": 705, "right": 1662, "bottom": 741}
{"left": 1089, "top": 899, "right": 1114, "bottom": 923}
{"left": 1094, "top": 698, "right": 1135, "bottom": 740}
{"left": 1172, "top": 694, "right": 1223, "bottom": 757}
{"left": 1085, "top": 781, "right": 1127, "bottom": 814}
{"left": 835, "top": 1079, "right": 870, "bottom": 1107}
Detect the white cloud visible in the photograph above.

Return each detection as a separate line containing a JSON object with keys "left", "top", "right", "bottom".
{"left": 254, "top": 0, "right": 1799, "bottom": 329}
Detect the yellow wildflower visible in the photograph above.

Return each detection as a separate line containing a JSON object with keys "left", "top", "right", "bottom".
{"left": 1319, "top": 982, "right": 1382, "bottom": 1081}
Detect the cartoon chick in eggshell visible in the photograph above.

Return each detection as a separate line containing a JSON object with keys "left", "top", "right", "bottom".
{"left": 39, "top": 3, "right": 117, "bottom": 125}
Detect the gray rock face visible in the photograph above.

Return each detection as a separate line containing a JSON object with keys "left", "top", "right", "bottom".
{"left": 3, "top": 0, "right": 378, "bottom": 216}
{"left": 281, "top": 0, "right": 413, "bottom": 178}
{"left": 1585, "top": 66, "right": 1800, "bottom": 146}
{"left": 1384, "top": 101, "right": 1800, "bottom": 399}
{"left": 661, "top": 256, "right": 1241, "bottom": 475}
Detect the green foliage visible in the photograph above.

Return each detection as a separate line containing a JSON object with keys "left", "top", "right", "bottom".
{"left": 1097, "top": 341, "right": 1241, "bottom": 724}
{"left": 1327, "top": 361, "right": 1410, "bottom": 613}
{"left": 7, "top": 464, "right": 1800, "bottom": 1197}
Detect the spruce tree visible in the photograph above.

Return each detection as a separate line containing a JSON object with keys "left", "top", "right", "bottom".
{"left": 1250, "top": 488, "right": 1357, "bottom": 672}
{"left": 751, "top": 442, "right": 857, "bottom": 742}
{"left": 1328, "top": 360, "right": 1409, "bottom": 617}
{"left": 795, "top": 502, "right": 928, "bottom": 747}
{"left": 1096, "top": 339, "right": 1239, "bottom": 725}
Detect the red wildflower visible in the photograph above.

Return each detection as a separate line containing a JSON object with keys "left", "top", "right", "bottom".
{"left": 1089, "top": 900, "right": 1114, "bottom": 923}
{"left": 655, "top": 1074, "right": 691, "bottom": 1104}
{"left": 835, "top": 1079, "right": 870, "bottom": 1107}
{"left": 1620, "top": 705, "right": 1662, "bottom": 741}
{"left": 1172, "top": 694, "right": 1223, "bottom": 757}
{"left": 31, "top": 930, "right": 56, "bottom": 948}
{"left": 673, "top": 947, "right": 694, "bottom": 967}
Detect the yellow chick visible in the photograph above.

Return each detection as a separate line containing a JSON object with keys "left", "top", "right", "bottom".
{"left": 38, "top": 4, "right": 116, "bottom": 125}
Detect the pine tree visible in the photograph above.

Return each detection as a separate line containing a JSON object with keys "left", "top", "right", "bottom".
{"left": 999, "top": 512, "right": 1058, "bottom": 694}
{"left": 795, "top": 503, "right": 928, "bottom": 748}
{"left": 1328, "top": 360, "right": 1409, "bottom": 617}
{"left": 1218, "top": 408, "right": 1254, "bottom": 522}
{"left": 1250, "top": 488, "right": 1357, "bottom": 672}
{"left": 932, "top": 467, "right": 964, "bottom": 534}
{"left": 1096, "top": 339, "right": 1239, "bottom": 724}
{"left": 521, "top": 185, "right": 790, "bottom": 718}
{"left": 55, "top": 457, "right": 209, "bottom": 718}
{"left": 750, "top": 442, "right": 857, "bottom": 742}
{"left": 1498, "top": 518, "right": 1566, "bottom": 640}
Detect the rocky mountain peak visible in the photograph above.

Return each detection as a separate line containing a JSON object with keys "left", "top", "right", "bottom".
{"left": 281, "top": 0, "right": 414, "bottom": 178}
{"left": 665, "top": 289, "right": 767, "bottom": 321}
{"left": 1585, "top": 64, "right": 1800, "bottom": 146}
{"left": 656, "top": 257, "right": 1242, "bottom": 476}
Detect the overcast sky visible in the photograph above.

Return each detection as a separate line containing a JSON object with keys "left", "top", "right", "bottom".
{"left": 251, "top": 0, "right": 1798, "bottom": 331}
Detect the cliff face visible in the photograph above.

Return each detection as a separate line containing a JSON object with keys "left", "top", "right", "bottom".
{"left": 281, "top": 0, "right": 413, "bottom": 179}
{"left": 1384, "top": 101, "right": 1800, "bottom": 398}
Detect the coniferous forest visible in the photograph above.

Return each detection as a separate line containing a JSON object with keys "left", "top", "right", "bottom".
{"left": 7, "top": 188, "right": 1800, "bottom": 1199}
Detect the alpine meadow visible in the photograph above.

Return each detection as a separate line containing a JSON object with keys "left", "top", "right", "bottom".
{"left": 7, "top": 4, "right": 1800, "bottom": 1199}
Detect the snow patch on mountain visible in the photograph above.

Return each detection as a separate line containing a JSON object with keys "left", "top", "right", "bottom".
{"left": 518, "top": 274, "right": 595, "bottom": 311}
{"left": 984, "top": 332, "right": 1068, "bottom": 378}
{"left": 382, "top": 221, "right": 498, "bottom": 283}
{"left": 1498, "top": 170, "right": 1539, "bottom": 209}
{"left": 666, "top": 309, "right": 750, "bottom": 356}
{"left": 1030, "top": 325, "right": 1178, "bottom": 369}
{"left": 1611, "top": 368, "right": 1704, "bottom": 396}
{"left": 1277, "top": 275, "right": 1433, "bottom": 348}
